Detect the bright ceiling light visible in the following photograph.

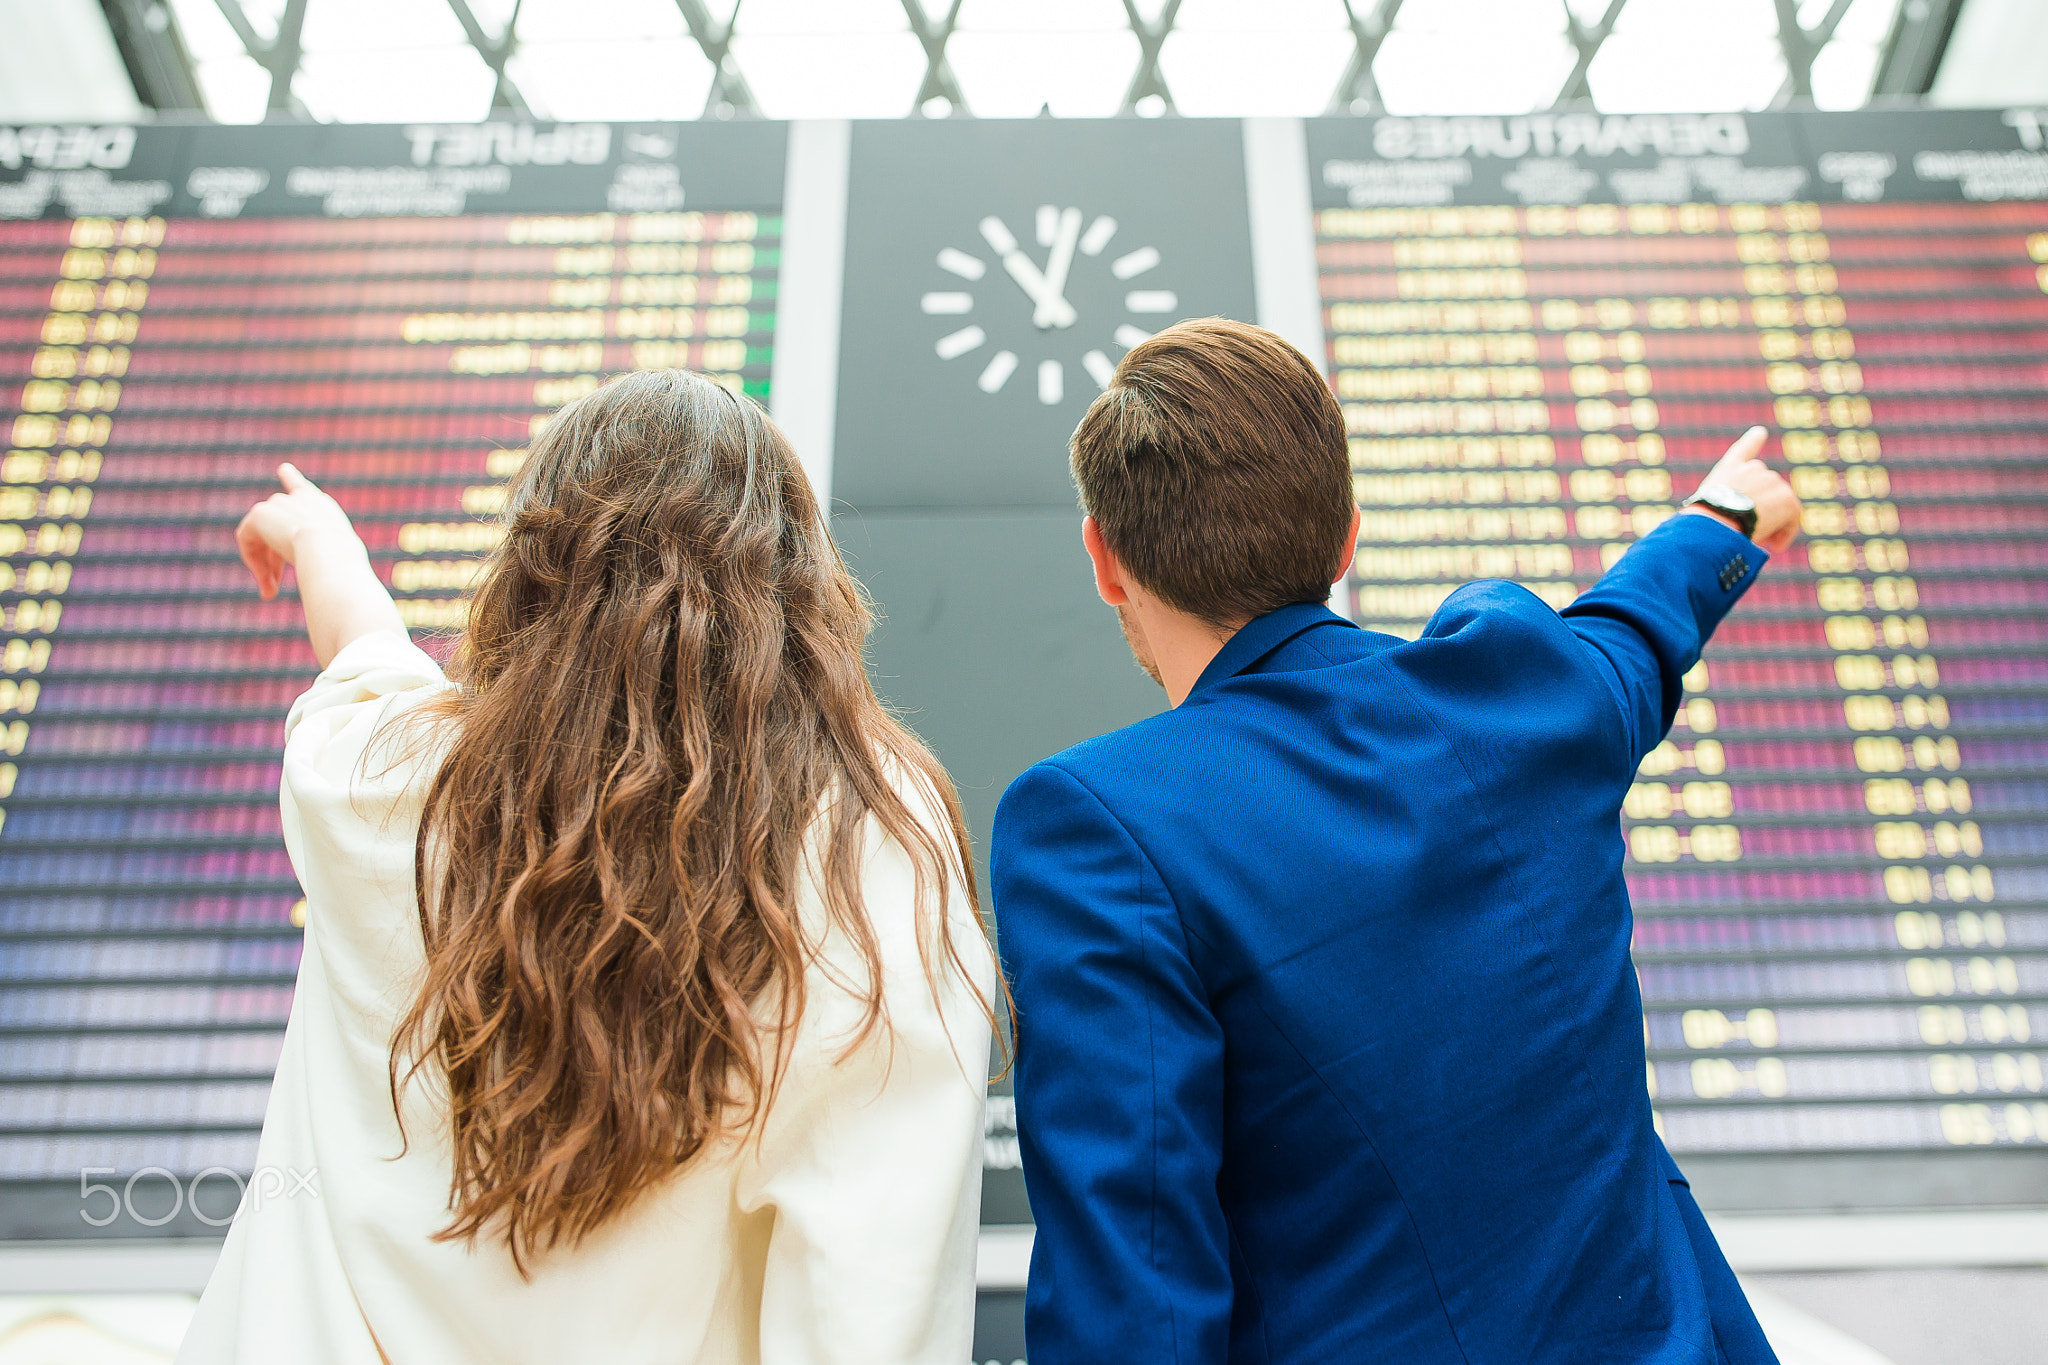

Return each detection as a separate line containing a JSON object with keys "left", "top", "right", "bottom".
{"left": 140, "top": 0, "right": 1907, "bottom": 125}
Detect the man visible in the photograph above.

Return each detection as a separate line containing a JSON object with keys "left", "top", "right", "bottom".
{"left": 990, "top": 318, "right": 1800, "bottom": 1363}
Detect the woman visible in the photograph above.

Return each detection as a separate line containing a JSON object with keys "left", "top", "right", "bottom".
{"left": 180, "top": 370, "right": 999, "bottom": 1364}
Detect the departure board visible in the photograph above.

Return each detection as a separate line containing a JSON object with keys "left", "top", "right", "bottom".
{"left": 1310, "top": 109, "right": 2048, "bottom": 1166}
{"left": 0, "top": 122, "right": 784, "bottom": 1224}
{"left": 5, "top": 112, "right": 2048, "bottom": 1255}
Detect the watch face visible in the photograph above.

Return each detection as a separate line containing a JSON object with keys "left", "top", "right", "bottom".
{"left": 833, "top": 119, "right": 1257, "bottom": 509}
{"left": 921, "top": 205, "right": 1175, "bottom": 407}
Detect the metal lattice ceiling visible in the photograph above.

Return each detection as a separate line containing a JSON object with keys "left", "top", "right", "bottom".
{"left": 124, "top": 0, "right": 1929, "bottom": 124}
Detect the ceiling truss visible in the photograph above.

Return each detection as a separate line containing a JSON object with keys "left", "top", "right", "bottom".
{"left": 1771, "top": 0, "right": 1856, "bottom": 105}
{"left": 1118, "top": 0, "right": 1185, "bottom": 116}
{"left": 444, "top": 0, "right": 530, "bottom": 116}
{"left": 208, "top": 0, "right": 310, "bottom": 115}
{"left": 110, "top": 0, "right": 1960, "bottom": 123}
{"left": 1327, "top": 0, "right": 1405, "bottom": 115}
{"left": 904, "top": 0, "right": 968, "bottom": 116}
{"left": 675, "top": 0, "right": 760, "bottom": 119}
{"left": 1553, "top": 0, "right": 1629, "bottom": 109}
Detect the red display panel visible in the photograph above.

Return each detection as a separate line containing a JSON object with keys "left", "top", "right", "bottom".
{"left": 1317, "top": 193, "right": 2048, "bottom": 1157}
{"left": 0, "top": 206, "right": 779, "bottom": 1191}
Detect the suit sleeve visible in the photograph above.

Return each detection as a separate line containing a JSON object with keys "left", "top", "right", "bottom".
{"left": 1659, "top": 1142, "right": 1781, "bottom": 1364}
{"left": 1557, "top": 512, "right": 1767, "bottom": 765}
{"left": 991, "top": 762, "right": 1231, "bottom": 1365}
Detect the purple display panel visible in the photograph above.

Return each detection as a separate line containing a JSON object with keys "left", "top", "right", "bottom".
{"left": 1317, "top": 187, "right": 2048, "bottom": 1155}
{"left": 0, "top": 207, "right": 779, "bottom": 1192}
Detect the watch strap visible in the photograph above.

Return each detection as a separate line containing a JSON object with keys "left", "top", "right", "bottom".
{"left": 1682, "top": 482, "right": 1759, "bottom": 538}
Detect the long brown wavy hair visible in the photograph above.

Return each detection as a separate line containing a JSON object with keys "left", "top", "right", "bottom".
{"left": 391, "top": 369, "right": 991, "bottom": 1267}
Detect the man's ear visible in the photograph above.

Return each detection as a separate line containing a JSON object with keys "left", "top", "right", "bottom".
{"left": 1082, "top": 516, "right": 1130, "bottom": 607}
{"left": 1332, "top": 505, "right": 1361, "bottom": 585}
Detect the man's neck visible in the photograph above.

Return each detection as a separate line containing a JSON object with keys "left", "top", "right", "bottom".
{"left": 1127, "top": 595, "right": 1244, "bottom": 708}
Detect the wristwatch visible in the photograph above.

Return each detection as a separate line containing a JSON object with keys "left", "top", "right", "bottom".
{"left": 1682, "top": 482, "right": 1759, "bottom": 538}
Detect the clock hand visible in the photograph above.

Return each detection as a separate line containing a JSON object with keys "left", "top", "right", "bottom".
{"left": 981, "top": 215, "right": 1047, "bottom": 300}
{"left": 1032, "top": 206, "right": 1083, "bottom": 331}
{"left": 1001, "top": 251, "right": 1054, "bottom": 314}
{"left": 980, "top": 215, "right": 1077, "bottom": 331}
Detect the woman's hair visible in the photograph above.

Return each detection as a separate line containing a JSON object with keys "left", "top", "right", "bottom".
{"left": 391, "top": 369, "right": 991, "bottom": 1267}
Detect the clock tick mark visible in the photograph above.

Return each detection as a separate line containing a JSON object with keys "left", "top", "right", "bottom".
{"left": 1083, "top": 350, "right": 1115, "bottom": 390}
{"left": 979, "top": 350, "right": 1018, "bottom": 394}
{"left": 935, "top": 326, "right": 986, "bottom": 360}
{"left": 1080, "top": 216, "right": 1117, "bottom": 257}
{"left": 1036, "top": 205, "right": 1060, "bottom": 247}
{"left": 937, "top": 248, "right": 986, "bottom": 281}
{"left": 1039, "top": 360, "right": 1063, "bottom": 406}
{"left": 1111, "top": 246, "right": 1160, "bottom": 280}
{"left": 921, "top": 292, "right": 974, "bottom": 315}
{"left": 1115, "top": 325, "right": 1153, "bottom": 350}
{"left": 1126, "top": 290, "right": 1178, "bottom": 315}
{"left": 979, "top": 216, "right": 1018, "bottom": 256}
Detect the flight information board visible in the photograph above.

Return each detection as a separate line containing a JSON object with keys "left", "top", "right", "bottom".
{"left": 1310, "top": 109, "right": 2048, "bottom": 1161}
{"left": 3, "top": 112, "right": 2047, "bottom": 1252}
{"left": 0, "top": 122, "right": 784, "bottom": 1212}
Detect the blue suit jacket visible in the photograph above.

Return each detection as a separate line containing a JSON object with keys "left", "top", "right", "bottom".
{"left": 991, "top": 514, "right": 1781, "bottom": 1365}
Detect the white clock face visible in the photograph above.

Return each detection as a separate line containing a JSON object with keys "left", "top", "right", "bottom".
{"left": 919, "top": 205, "right": 1178, "bottom": 405}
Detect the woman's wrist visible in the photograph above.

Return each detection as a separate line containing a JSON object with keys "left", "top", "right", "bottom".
{"left": 289, "top": 522, "right": 368, "bottom": 564}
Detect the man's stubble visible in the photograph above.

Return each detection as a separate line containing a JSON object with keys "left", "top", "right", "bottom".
{"left": 1116, "top": 603, "right": 1165, "bottom": 689}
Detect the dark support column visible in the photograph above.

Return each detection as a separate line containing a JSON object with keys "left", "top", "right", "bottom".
{"left": 1870, "top": 0, "right": 1965, "bottom": 97}
{"left": 97, "top": 0, "right": 204, "bottom": 112}
{"left": 263, "top": 0, "right": 309, "bottom": 114}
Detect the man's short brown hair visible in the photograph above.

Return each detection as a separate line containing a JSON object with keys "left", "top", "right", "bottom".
{"left": 1071, "top": 317, "right": 1351, "bottom": 629}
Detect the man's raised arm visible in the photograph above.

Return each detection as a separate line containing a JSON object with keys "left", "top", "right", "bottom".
{"left": 1559, "top": 427, "right": 1804, "bottom": 765}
